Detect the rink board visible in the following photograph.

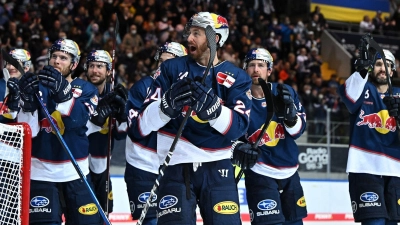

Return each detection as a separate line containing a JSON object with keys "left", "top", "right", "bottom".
{"left": 110, "top": 176, "right": 354, "bottom": 223}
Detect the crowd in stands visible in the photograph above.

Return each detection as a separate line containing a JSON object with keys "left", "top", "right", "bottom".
{"left": 0, "top": 0, "right": 354, "bottom": 142}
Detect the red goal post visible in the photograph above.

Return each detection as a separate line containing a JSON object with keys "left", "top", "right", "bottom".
{"left": 0, "top": 122, "right": 32, "bottom": 225}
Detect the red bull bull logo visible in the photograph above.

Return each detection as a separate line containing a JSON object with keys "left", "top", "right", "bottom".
{"left": 356, "top": 109, "right": 396, "bottom": 133}
{"left": 40, "top": 117, "right": 60, "bottom": 133}
{"left": 247, "top": 121, "right": 285, "bottom": 147}
{"left": 211, "top": 14, "right": 228, "bottom": 29}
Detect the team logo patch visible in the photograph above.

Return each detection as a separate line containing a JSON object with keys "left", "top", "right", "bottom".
{"left": 352, "top": 201, "right": 357, "bottom": 213}
{"left": 257, "top": 199, "right": 277, "bottom": 211}
{"left": 216, "top": 72, "right": 235, "bottom": 88}
{"left": 249, "top": 209, "right": 254, "bottom": 222}
{"left": 30, "top": 196, "right": 50, "bottom": 207}
{"left": 130, "top": 200, "right": 135, "bottom": 213}
{"left": 297, "top": 196, "right": 306, "bottom": 207}
{"left": 138, "top": 192, "right": 157, "bottom": 204}
{"left": 246, "top": 89, "right": 252, "bottom": 100}
{"left": 72, "top": 88, "right": 82, "bottom": 98}
{"left": 360, "top": 192, "right": 379, "bottom": 202}
{"left": 213, "top": 201, "right": 239, "bottom": 214}
{"left": 159, "top": 195, "right": 178, "bottom": 210}
{"left": 90, "top": 95, "right": 98, "bottom": 105}
{"left": 78, "top": 203, "right": 98, "bottom": 215}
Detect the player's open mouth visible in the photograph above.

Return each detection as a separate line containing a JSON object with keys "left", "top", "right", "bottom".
{"left": 189, "top": 46, "right": 197, "bottom": 53}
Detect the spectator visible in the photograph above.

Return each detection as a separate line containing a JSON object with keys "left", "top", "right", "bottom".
{"left": 372, "top": 10, "right": 383, "bottom": 34}
{"left": 359, "top": 15, "right": 375, "bottom": 33}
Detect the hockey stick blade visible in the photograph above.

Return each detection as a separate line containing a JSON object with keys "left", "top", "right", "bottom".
{"left": 2, "top": 49, "right": 25, "bottom": 75}
{"left": 235, "top": 78, "right": 274, "bottom": 184}
{"left": 136, "top": 25, "right": 217, "bottom": 225}
{"left": 0, "top": 48, "right": 24, "bottom": 113}
{"left": 363, "top": 35, "right": 392, "bottom": 95}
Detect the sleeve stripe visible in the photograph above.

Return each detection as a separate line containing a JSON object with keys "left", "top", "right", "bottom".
{"left": 210, "top": 106, "right": 233, "bottom": 135}
{"left": 56, "top": 98, "right": 75, "bottom": 116}
{"left": 285, "top": 115, "right": 303, "bottom": 136}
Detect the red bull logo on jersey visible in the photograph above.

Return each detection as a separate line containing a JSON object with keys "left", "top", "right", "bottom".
{"left": 40, "top": 111, "right": 65, "bottom": 135}
{"left": 78, "top": 203, "right": 98, "bottom": 215}
{"left": 247, "top": 121, "right": 285, "bottom": 147}
{"left": 213, "top": 201, "right": 239, "bottom": 214}
{"left": 356, "top": 109, "right": 396, "bottom": 134}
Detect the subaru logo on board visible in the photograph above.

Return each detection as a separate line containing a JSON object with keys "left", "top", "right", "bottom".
{"left": 138, "top": 192, "right": 157, "bottom": 203}
{"left": 159, "top": 195, "right": 178, "bottom": 210}
{"left": 30, "top": 196, "right": 50, "bottom": 207}
{"left": 257, "top": 199, "right": 277, "bottom": 211}
{"left": 360, "top": 192, "right": 379, "bottom": 202}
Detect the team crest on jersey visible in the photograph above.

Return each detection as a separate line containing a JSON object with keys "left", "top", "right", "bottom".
{"left": 90, "top": 95, "right": 98, "bottom": 105}
{"left": 72, "top": 88, "right": 82, "bottom": 98}
{"left": 216, "top": 72, "right": 235, "bottom": 88}
{"left": 246, "top": 89, "right": 252, "bottom": 100}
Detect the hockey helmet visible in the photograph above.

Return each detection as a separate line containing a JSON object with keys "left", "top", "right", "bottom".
{"left": 376, "top": 49, "right": 396, "bottom": 71}
{"left": 8, "top": 49, "right": 32, "bottom": 69}
{"left": 49, "top": 38, "right": 81, "bottom": 64}
{"left": 85, "top": 50, "right": 112, "bottom": 71}
{"left": 243, "top": 48, "right": 273, "bottom": 70}
{"left": 184, "top": 12, "right": 229, "bottom": 48}
{"left": 154, "top": 42, "right": 187, "bottom": 61}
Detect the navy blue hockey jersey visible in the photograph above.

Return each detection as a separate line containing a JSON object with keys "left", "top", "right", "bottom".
{"left": 126, "top": 76, "right": 159, "bottom": 174}
{"left": 338, "top": 71, "right": 400, "bottom": 176}
{"left": 246, "top": 83, "right": 306, "bottom": 179}
{"left": 127, "top": 56, "right": 252, "bottom": 165}
{"left": 87, "top": 83, "right": 127, "bottom": 174}
{"left": 20, "top": 78, "right": 98, "bottom": 182}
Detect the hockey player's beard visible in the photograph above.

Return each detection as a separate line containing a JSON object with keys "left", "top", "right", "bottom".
{"left": 370, "top": 71, "right": 388, "bottom": 86}
{"left": 89, "top": 75, "right": 107, "bottom": 86}
{"left": 189, "top": 42, "right": 208, "bottom": 62}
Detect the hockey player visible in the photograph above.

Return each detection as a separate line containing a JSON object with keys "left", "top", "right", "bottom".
{"left": 85, "top": 49, "right": 128, "bottom": 215}
{"left": 0, "top": 49, "right": 32, "bottom": 224}
{"left": 125, "top": 42, "right": 187, "bottom": 225}
{"left": 338, "top": 35, "right": 400, "bottom": 225}
{"left": 17, "top": 38, "right": 103, "bottom": 224}
{"left": 231, "top": 48, "right": 308, "bottom": 225}
{"left": 0, "top": 49, "right": 32, "bottom": 122}
{"left": 127, "top": 12, "right": 252, "bottom": 224}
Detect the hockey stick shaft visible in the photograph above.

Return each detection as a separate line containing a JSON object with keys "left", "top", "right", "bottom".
{"left": 235, "top": 78, "right": 274, "bottom": 184}
{"left": 36, "top": 94, "right": 111, "bottom": 225}
{"left": 136, "top": 25, "right": 216, "bottom": 225}
{"left": 104, "top": 13, "right": 119, "bottom": 219}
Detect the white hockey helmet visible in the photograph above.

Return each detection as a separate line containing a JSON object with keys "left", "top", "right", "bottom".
{"left": 9, "top": 49, "right": 32, "bottom": 69}
{"left": 382, "top": 49, "right": 396, "bottom": 71}
{"left": 49, "top": 38, "right": 81, "bottom": 64}
{"left": 184, "top": 12, "right": 229, "bottom": 48}
{"left": 84, "top": 50, "right": 112, "bottom": 71}
{"left": 243, "top": 48, "right": 273, "bottom": 70}
{"left": 154, "top": 42, "right": 187, "bottom": 61}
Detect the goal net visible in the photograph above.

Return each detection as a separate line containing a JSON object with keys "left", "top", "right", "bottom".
{"left": 0, "top": 123, "right": 31, "bottom": 225}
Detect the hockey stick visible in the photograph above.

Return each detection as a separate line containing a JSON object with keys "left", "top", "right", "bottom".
{"left": 3, "top": 53, "right": 112, "bottom": 225}
{"left": 104, "top": 13, "right": 119, "bottom": 218}
{"left": 235, "top": 78, "right": 274, "bottom": 184}
{"left": 136, "top": 25, "right": 217, "bottom": 225}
